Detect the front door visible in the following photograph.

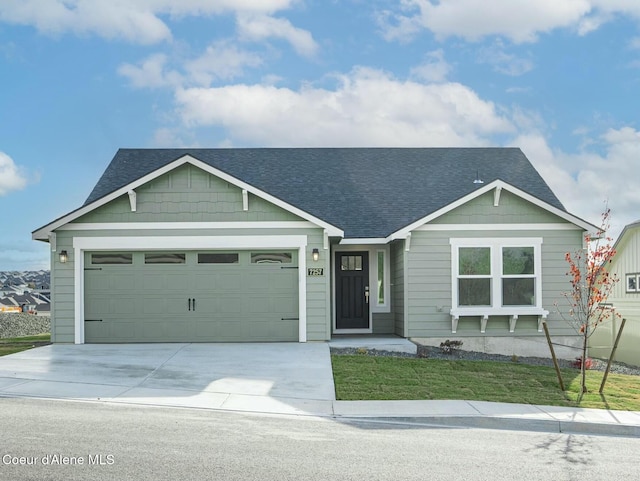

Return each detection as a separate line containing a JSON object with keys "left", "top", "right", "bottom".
{"left": 335, "top": 252, "right": 370, "bottom": 329}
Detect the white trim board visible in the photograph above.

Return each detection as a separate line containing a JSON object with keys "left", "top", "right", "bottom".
{"left": 72, "top": 235, "right": 308, "bottom": 344}
{"left": 416, "top": 223, "right": 582, "bottom": 231}
{"left": 33, "top": 155, "right": 343, "bottom": 240}
{"left": 58, "top": 221, "right": 318, "bottom": 231}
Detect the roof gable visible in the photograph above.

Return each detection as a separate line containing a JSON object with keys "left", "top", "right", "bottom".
{"left": 35, "top": 147, "right": 588, "bottom": 240}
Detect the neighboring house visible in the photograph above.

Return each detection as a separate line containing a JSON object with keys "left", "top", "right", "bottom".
{"left": 590, "top": 220, "right": 640, "bottom": 366}
{"left": 33, "top": 148, "right": 596, "bottom": 351}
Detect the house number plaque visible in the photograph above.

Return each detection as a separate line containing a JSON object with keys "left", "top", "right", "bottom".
{"left": 307, "top": 267, "right": 324, "bottom": 277}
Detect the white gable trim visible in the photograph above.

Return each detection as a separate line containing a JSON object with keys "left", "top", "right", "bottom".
{"left": 386, "top": 180, "right": 596, "bottom": 241}
{"left": 33, "top": 155, "right": 343, "bottom": 240}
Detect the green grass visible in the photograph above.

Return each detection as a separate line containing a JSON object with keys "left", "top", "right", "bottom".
{"left": 0, "top": 333, "right": 51, "bottom": 356}
{"left": 331, "top": 355, "right": 640, "bottom": 411}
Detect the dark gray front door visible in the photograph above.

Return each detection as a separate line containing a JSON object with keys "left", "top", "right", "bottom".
{"left": 335, "top": 252, "right": 369, "bottom": 329}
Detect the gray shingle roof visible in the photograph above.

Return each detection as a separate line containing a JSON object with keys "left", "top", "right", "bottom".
{"left": 84, "top": 148, "right": 566, "bottom": 238}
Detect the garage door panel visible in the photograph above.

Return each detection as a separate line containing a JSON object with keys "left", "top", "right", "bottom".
{"left": 84, "top": 250, "right": 299, "bottom": 343}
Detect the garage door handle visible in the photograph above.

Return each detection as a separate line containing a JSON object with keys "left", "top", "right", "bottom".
{"left": 192, "top": 298, "right": 196, "bottom": 311}
{"left": 188, "top": 298, "right": 191, "bottom": 311}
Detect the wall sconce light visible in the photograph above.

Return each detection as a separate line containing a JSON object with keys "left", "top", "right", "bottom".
{"left": 312, "top": 248, "right": 319, "bottom": 262}
{"left": 59, "top": 250, "right": 68, "bottom": 263}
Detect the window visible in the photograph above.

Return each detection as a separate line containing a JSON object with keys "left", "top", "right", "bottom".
{"left": 251, "top": 252, "right": 292, "bottom": 264}
{"left": 458, "top": 247, "right": 491, "bottom": 306}
{"left": 377, "top": 251, "right": 385, "bottom": 304}
{"left": 198, "top": 253, "right": 239, "bottom": 264}
{"left": 626, "top": 274, "right": 639, "bottom": 293}
{"left": 91, "top": 253, "right": 132, "bottom": 265}
{"left": 452, "top": 238, "right": 542, "bottom": 309}
{"left": 502, "top": 247, "right": 536, "bottom": 306}
{"left": 144, "top": 253, "right": 186, "bottom": 264}
{"left": 341, "top": 255, "right": 362, "bottom": 271}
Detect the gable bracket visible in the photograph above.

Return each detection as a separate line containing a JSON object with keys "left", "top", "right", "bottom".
{"left": 405, "top": 233, "right": 412, "bottom": 252}
{"left": 493, "top": 186, "right": 502, "bottom": 207}
{"left": 242, "top": 189, "right": 249, "bottom": 211}
{"left": 323, "top": 230, "right": 329, "bottom": 250}
{"left": 128, "top": 190, "right": 137, "bottom": 212}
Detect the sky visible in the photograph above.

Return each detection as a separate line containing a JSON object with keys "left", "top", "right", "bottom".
{"left": 0, "top": 0, "right": 639, "bottom": 271}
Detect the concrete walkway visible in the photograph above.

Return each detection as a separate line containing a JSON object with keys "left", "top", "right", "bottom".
{"left": 0, "top": 342, "right": 638, "bottom": 437}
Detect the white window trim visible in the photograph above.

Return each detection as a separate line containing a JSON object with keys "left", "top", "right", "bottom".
{"left": 626, "top": 273, "right": 640, "bottom": 293}
{"left": 72, "top": 235, "right": 308, "bottom": 344}
{"left": 450, "top": 238, "right": 547, "bottom": 333}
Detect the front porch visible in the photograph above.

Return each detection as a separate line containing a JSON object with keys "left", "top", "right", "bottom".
{"left": 328, "top": 335, "right": 417, "bottom": 355}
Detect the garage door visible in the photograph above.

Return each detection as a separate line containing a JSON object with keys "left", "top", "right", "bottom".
{"left": 84, "top": 250, "right": 299, "bottom": 342}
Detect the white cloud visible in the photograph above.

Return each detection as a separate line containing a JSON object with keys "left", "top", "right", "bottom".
{"left": 379, "top": 0, "right": 640, "bottom": 44}
{"left": 514, "top": 127, "right": 640, "bottom": 238}
{"left": 118, "top": 53, "right": 183, "bottom": 89}
{"left": 119, "top": 43, "right": 263, "bottom": 89}
{"left": 0, "top": 152, "right": 28, "bottom": 196}
{"left": 410, "top": 49, "right": 452, "bottom": 82}
{"left": 630, "top": 37, "right": 640, "bottom": 49}
{"left": 0, "top": 0, "right": 298, "bottom": 44}
{"left": 477, "top": 40, "right": 533, "bottom": 76}
{"left": 237, "top": 14, "right": 318, "bottom": 57}
{"left": 184, "top": 41, "right": 263, "bottom": 85}
{"left": 175, "top": 67, "right": 514, "bottom": 146}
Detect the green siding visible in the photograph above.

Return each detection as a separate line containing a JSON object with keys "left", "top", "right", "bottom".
{"left": 372, "top": 312, "right": 394, "bottom": 334}
{"left": 391, "top": 240, "right": 405, "bottom": 336}
{"left": 589, "top": 226, "right": 640, "bottom": 366}
{"left": 405, "top": 228, "right": 584, "bottom": 338}
{"left": 432, "top": 190, "right": 566, "bottom": 225}
{"left": 73, "top": 164, "right": 302, "bottom": 224}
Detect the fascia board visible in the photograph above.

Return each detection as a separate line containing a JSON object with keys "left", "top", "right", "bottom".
{"left": 386, "top": 179, "right": 598, "bottom": 241}
{"left": 33, "top": 154, "right": 343, "bottom": 240}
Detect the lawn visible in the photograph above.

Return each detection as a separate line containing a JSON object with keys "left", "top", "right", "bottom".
{"left": 331, "top": 355, "right": 640, "bottom": 411}
{"left": 0, "top": 333, "right": 51, "bottom": 356}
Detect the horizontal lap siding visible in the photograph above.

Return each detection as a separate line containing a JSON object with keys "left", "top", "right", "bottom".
{"left": 51, "top": 232, "right": 75, "bottom": 342}
{"left": 391, "top": 240, "right": 405, "bottom": 336}
{"left": 406, "top": 226, "right": 584, "bottom": 338}
{"left": 52, "top": 163, "right": 330, "bottom": 343}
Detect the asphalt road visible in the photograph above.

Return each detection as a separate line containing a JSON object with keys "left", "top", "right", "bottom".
{"left": 0, "top": 398, "right": 638, "bottom": 481}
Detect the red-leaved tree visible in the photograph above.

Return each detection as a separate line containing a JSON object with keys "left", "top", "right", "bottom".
{"left": 559, "top": 207, "right": 620, "bottom": 396}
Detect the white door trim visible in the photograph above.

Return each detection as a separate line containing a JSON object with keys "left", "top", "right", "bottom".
{"left": 72, "top": 235, "right": 308, "bottom": 344}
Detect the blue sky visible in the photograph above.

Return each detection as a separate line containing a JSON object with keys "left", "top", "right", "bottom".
{"left": 0, "top": 0, "right": 639, "bottom": 271}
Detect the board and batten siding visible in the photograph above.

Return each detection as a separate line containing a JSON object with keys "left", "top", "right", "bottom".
{"left": 50, "top": 163, "right": 330, "bottom": 343}
{"left": 404, "top": 190, "right": 585, "bottom": 338}
{"left": 589, "top": 225, "right": 640, "bottom": 366}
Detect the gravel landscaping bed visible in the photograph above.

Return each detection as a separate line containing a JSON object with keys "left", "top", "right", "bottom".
{"left": 0, "top": 313, "right": 50, "bottom": 339}
{"left": 330, "top": 344, "right": 640, "bottom": 377}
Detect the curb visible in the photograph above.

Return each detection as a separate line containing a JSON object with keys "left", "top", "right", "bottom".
{"left": 333, "top": 415, "right": 640, "bottom": 438}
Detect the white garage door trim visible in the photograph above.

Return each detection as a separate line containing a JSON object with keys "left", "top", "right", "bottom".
{"left": 72, "top": 235, "right": 308, "bottom": 344}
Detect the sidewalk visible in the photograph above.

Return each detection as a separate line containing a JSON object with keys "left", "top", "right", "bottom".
{"left": 2, "top": 377, "right": 639, "bottom": 437}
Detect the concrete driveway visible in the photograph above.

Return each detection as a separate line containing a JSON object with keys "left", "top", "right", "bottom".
{"left": 0, "top": 343, "right": 336, "bottom": 415}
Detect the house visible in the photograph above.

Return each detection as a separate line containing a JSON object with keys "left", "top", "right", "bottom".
{"left": 33, "top": 148, "right": 596, "bottom": 352}
{"left": 589, "top": 220, "right": 640, "bottom": 366}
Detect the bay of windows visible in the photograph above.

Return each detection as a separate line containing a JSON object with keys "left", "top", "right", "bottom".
{"left": 452, "top": 238, "right": 542, "bottom": 309}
